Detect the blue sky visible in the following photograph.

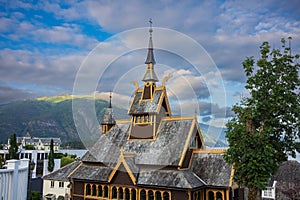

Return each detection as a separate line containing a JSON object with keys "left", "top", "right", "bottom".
{"left": 0, "top": 0, "right": 299, "bottom": 127}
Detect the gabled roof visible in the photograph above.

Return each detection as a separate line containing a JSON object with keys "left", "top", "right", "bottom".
{"left": 108, "top": 152, "right": 139, "bottom": 185}
{"left": 70, "top": 164, "right": 112, "bottom": 182}
{"left": 43, "top": 160, "right": 81, "bottom": 181}
{"left": 138, "top": 169, "right": 205, "bottom": 189}
{"left": 83, "top": 116, "right": 200, "bottom": 167}
{"left": 191, "top": 153, "right": 233, "bottom": 187}
{"left": 128, "top": 88, "right": 164, "bottom": 115}
{"left": 82, "top": 122, "right": 131, "bottom": 165}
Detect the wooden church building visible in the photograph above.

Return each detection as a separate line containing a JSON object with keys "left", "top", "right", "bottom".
{"left": 69, "top": 23, "right": 234, "bottom": 200}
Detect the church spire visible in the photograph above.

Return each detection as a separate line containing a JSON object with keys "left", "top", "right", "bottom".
{"left": 142, "top": 18, "right": 159, "bottom": 83}
{"left": 108, "top": 91, "right": 112, "bottom": 108}
{"left": 101, "top": 92, "right": 116, "bottom": 134}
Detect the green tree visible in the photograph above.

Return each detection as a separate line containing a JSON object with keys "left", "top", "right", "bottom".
{"left": 48, "top": 139, "right": 55, "bottom": 172}
{"left": 8, "top": 133, "right": 19, "bottom": 159}
{"left": 224, "top": 38, "right": 300, "bottom": 200}
{"left": 24, "top": 144, "right": 35, "bottom": 150}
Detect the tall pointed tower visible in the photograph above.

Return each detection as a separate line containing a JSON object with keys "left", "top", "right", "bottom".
{"left": 101, "top": 92, "right": 116, "bottom": 134}
{"left": 127, "top": 20, "right": 171, "bottom": 139}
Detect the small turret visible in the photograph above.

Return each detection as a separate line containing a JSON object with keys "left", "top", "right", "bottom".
{"left": 101, "top": 92, "right": 116, "bottom": 134}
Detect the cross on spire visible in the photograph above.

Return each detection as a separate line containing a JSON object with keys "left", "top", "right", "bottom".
{"left": 149, "top": 18, "right": 153, "bottom": 37}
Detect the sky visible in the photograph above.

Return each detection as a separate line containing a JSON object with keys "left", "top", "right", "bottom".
{"left": 0, "top": 0, "right": 299, "bottom": 128}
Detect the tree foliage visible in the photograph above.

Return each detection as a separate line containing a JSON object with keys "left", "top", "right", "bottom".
{"left": 8, "top": 133, "right": 19, "bottom": 159}
{"left": 224, "top": 38, "right": 299, "bottom": 199}
{"left": 48, "top": 139, "right": 55, "bottom": 172}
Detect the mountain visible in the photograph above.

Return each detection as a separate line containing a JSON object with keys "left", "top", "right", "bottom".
{"left": 0, "top": 94, "right": 228, "bottom": 148}
{"left": 0, "top": 95, "right": 128, "bottom": 145}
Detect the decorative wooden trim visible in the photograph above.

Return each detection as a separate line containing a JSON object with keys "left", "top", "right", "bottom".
{"left": 115, "top": 119, "right": 131, "bottom": 124}
{"left": 67, "top": 161, "right": 82, "bottom": 179}
{"left": 178, "top": 117, "right": 196, "bottom": 167}
{"left": 229, "top": 165, "right": 235, "bottom": 187}
{"left": 131, "top": 80, "right": 139, "bottom": 90}
{"left": 107, "top": 148, "right": 137, "bottom": 185}
{"left": 162, "top": 115, "right": 194, "bottom": 121}
{"left": 193, "top": 148, "right": 227, "bottom": 154}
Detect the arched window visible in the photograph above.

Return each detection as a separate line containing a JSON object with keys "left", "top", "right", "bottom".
{"left": 132, "top": 189, "right": 137, "bottom": 200}
{"left": 148, "top": 190, "right": 154, "bottom": 200}
{"left": 140, "top": 189, "right": 146, "bottom": 200}
{"left": 112, "top": 187, "right": 117, "bottom": 199}
{"left": 118, "top": 187, "right": 124, "bottom": 199}
{"left": 193, "top": 192, "right": 197, "bottom": 200}
{"left": 163, "top": 192, "right": 170, "bottom": 200}
{"left": 155, "top": 191, "right": 162, "bottom": 200}
{"left": 208, "top": 191, "right": 214, "bottom": 200}
{"left": 85, "top": 184, "right": 91, "bottom": 195}
{"left": 104, "top": 186, "right": 108, "bottom": 197}
{"left": 216, "top": 192, "right": 223, "bottom": 200}
{"left": 197, "top": 191, "right": 201, "bottom": 200}
{"left": 97, "top": 185, "right": 102, "bottom": 197}
{"left": 125, "top": 188, "right": 130, "bottom": 200}
{"left": 92, "top": 184, "right": 96, "bottom": 196}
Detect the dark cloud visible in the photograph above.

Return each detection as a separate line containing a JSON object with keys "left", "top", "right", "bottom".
{"left": 0, "top": 85, "right": 34, "bottom": 104}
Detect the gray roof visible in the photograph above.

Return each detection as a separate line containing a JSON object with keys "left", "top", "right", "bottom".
{"left": 191, "top": 153, "right": 232, "bottom": 187}
{"left": 101, "top": 107, "right": 116, "bottom": 125}
{"left": 83, "top": 118, "right": 195, "bottom": 167}
{"left": 82, "top": 123, "right": 130, "bottom": 166}
{"left": 128, "top": 89, "right": 163, "bottom": 115}
{"left": 43, "top": 160, "right": 80, "bottom": 181}
{"left": 145, "top": 36, "right": 156, "bottom": 65}
{"left": 125, "top": 118, "right": 194, "bottom": 166}
{"left": 17, "top": 137, "right": 61, "bottom": 145}
{"left": 138, "top": 169, "right": 205, "bottom": 189}
{"left": 70, "top": 164, "right": 112, "bottom": 182}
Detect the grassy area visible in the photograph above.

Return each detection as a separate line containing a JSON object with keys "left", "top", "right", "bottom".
{"left": 60, "top": 155, "right": 76, "bottom": 167}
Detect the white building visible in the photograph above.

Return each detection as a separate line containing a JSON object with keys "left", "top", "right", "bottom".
{"left": 15, "top": 132, "right": 61, "bottom": 151}
{"left": 43, "top": 160, "right": 80, "bottom": 200}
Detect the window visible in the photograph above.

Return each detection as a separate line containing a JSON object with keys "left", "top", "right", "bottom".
{"left": 190, "top": 137, "right": 197, "bottom": 148}
{"left": 148, "top": 190, "right": 154, "bottom": 200}
{"left": 50, "top": 181, "right": 54, "bottom": 188}
{"left": 59, "top": 181, "right": 64, "bottom": 188}
{"left": 86, "top": 184, "right": 91, "bottom": 195}
{"left": 140, "top": 189, "right": 146, "bottom": 200}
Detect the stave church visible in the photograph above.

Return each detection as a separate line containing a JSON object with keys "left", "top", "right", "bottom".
{"left": 68, "top": 22, "right": 234, "bottom": 200}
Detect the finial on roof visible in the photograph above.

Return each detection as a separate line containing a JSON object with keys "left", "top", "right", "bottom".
{"left": 145, "top": 18, "right": 156, "bottom": 65}
{"left": 149, "top": 18, "right": 153, "bottom": 37}
{"left": 120, "top": 146, "right": 124, "bottom": 158}
{"left": 109, "top": 91, "right": 112, "bottom": 108}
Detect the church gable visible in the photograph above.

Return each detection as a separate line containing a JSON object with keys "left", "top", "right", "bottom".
{"left": 108, "top": 151, "right": 138, "bottom": 186}
{"left": 109, "top": 163, "right": 136, "bottom": 186}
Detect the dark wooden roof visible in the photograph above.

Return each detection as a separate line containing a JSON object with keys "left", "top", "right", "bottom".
{"left": 128, "top": 89, "right": 163, "bottom": 115}
{"left": 43, "top": 160, "right": 81, "bottom": 181}
{"left": 138, "top": 169, "right": 205, "bottom": 189}
{"left": 101, "top": 107, "right": 116, "bottom": 125}
{"left": 70, "top": 164, "right": 112, "bottom": 181}
{"left": 82, "top": 118, "right": 196, "bottom": 167}
{"left": 191, "top": 153, "right": 232, "bottom": 187}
